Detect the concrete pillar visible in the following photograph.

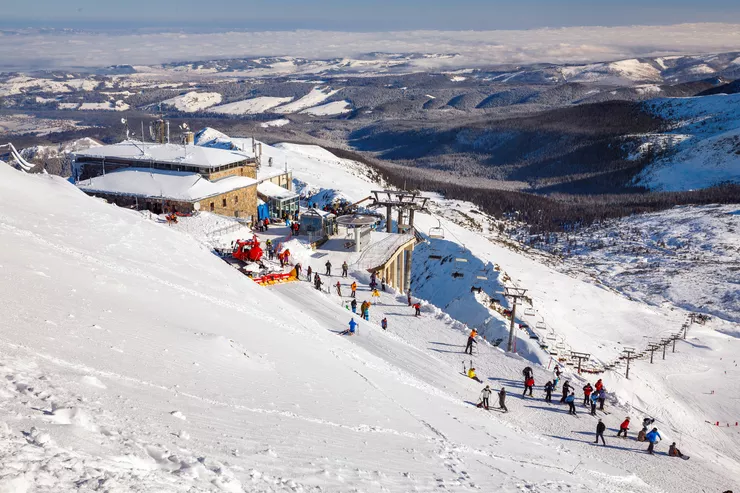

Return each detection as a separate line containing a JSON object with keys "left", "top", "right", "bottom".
{"left": 397, "top": 209, "right": 404, "bottom": 233}
{"left": 390, "top": 259, "right": 397, "bottom": 289}
{"left": 386, "top": 205, "right": 393, "bottom": 233}
{"left": 398, "top": 251, "right": 405, "bottom": 294}
{"left": 409, "top": 209, "right": 415, "bottom": 230}
{"left": 404, "top": 246, "right": 412, "bottom": 293}
{"left": 354, "top": 226, "right": 360, "bottom": 252}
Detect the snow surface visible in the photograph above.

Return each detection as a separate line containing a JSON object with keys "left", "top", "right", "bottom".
{"left": 635, "top": 93, "right": 740, "bottom": 190}
{"left": 299, "top": 100, "right": 352, "bottom": 116}
{"left": 207, "top": 97, "right": 294, "bottom": 115}
{"left": 1, "top": 135, "right": 739, "bottom": 492}
{"left": 260, "top": 119, "right": 291, "bottom": 128}
{"left": 160, "top": 91, "right": 223, "bottom": 112}
{"left": 273, "top": 87, "right": 341, "bottom": 114}
{"left": 78, "top": 100, "right": 130, "bottom": 111}
{"left": 78, "top": 168, "right": 257, "bottom": 201}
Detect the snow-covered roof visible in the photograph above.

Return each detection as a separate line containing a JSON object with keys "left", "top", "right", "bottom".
{"left": 257, "top": 181, "right": 298, "bottom": 200}
{"left": 73, "top": 140, "right": 254, "bottom": 169}
{"left": 302, "top": 208, "right": 335, "bottom": 218}
{"left": 359, "top": 232, "right": 416, "bottom": 271}
{"left": 77, "top": 168, "right": 257, "bottom": 202}
{"left": 257, "top": 167, "right": 290, "bottom": 181}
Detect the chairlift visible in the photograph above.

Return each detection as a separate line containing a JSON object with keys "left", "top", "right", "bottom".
{"left": 455, "top": 257, "right": 468, "bottom": 263}
{"left": 428, "top": 219, "right": 445, "bottom": 239}
{"left": 524, "top": 307, "right": 536, "bottom": 317}
{"left": 536, "top": 321, "right": 546, "bottom": 330}
{"left": 546, "top": 333, "right": 557, "bottom": 341}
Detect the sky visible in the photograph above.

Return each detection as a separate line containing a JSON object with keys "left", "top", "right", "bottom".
{"left": 3, "top": 0, "right": 740, "bottom": 30}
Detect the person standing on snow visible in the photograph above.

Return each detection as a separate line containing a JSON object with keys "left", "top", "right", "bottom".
{"left": 617, "top": 417, "right": 631, "bottom": 438}
{"left": 498, "top": 387, "right": 508, "bottom": 412}
{"left": 595, "top": 379, "right": 604, "bottom": 393}
{"left": 598, "top": 388, "right": 607, "bottom": 411}
{"left": 566, "top": 392, "right": 577, "bottom": 415}
{"left": 350, "top": 298, "right": 357, "bottom": 314}
{"left": 595, "top": 419, "right": 607, "bottom": 445}
{"left": 381, "top": 318, "right": 388, "bottom": 330}
{"left": 590, "top": 392, "right": 599, "bottom": 416}
{"left": 381, "top": 276, "right": 386, "bottom": 291}
{"left": 335, "top": 281, "right": 342, "bottom": 296}
{"left": 325, "top": 260, "right": 332, "bottom": 276}
{"left": 544, "top": 381, "right": 554, "bottom": 403}
{"left": 478, "top": 385, "right": 492, "bottom": 410}
{"left": 314, "top": 274, "right": 323, "bottom": 291}
{"left": 561, "top": 381, "right": 571, "bottom": 403}
{"left": 583, "top": 383, "right": 593, "bottom": 406}
{"left": 306, "top": 266, "right": 313, "bottom": 283}
{"left": 465, "top": 329, "right": 478, "bottom": 354}
{"left": 341, "top": 261, "right": 349, "bottom": 277}
{"left": 646, "top": 428, "right": 661, "bottom": 454}
{"left": 413, "top": 302, "right": 421, "bottom": 317}
{"left": 372, "top": 289, "right": 381, "bottom": 302}
{"left": 351, "top": 282, "right": 357, "bottom": 298}
{"left": 294, "top": 263, "right": 302, "bottom": 280}
{"left": 523, "top": 376, "right": 535, "bottom": 397}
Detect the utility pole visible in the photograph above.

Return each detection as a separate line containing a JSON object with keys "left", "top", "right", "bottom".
{"left": 570, "top": 351, "right": 591, "bottom": 374}
{"left": 622, "top": 347, "right": 637, "bottom": 379}
{"left": 647, "top": 343, "right": 661, "bottom": 364}
{"left": 502, "top": 287, "right": 528, "bottom": 353}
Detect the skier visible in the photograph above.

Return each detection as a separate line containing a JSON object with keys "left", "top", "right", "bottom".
{"left": 583, "top": 383, "right": 593, "bottom": 406}
{"left": 372, "top": 289, "right": 381, "bottom": 302}
{"left": 595, "top": 419, "right": 606, "bottom": 445}
{"left": 566, "top": 392, "right": 577, "bottom": 415}
{"left": 561, "top": 381, "right": 571, "bottom": 403}
{"left": 617, "top": 417, "right": 630, "bottom": 438}
{"left": 467, "top": 367, "right": 482, "bottom": 383}
{"left": 314, "top": 274, "right": 323, "bottom": 291}
{"left": 642, "top": 417, "right": 655, "bottom": 429}
{"left": 413, "top": 302, "right": 421, "bottom": 317}
{"left": 407, "top": 289, "right": 412, "bottom": 306}
{"left": 589, "top": 392, "right": 599, "bottom": 416}
{"left": 598, "top": 388, "right": 606, "bottom": 411}
{"left": 335, "top": 281, "right": 342, "bottom": 296}
{"left": 478, "top": 385, "right": 492, "bottom": 410}
{"left": 381, "top": 318, "right": 388, "bottom": 330}
{"left": 350, "top": 298, "right": 357, "bottom": 314}
{"left": 351, "top": 282, "right": 357, "bottom": 298}
{"left": 306, "top": 266, "right": 313, "bottom": 283}
{"left": 340, "top": 318, "right": 358, "bottom": 336}
{"left": 544, "top": 380, "right": 554, "bottom": 403}
{"left": 637, "top": 428, "right": 648, "bottom": 442}
{"left": 381, "top": 277, "right": 386, "bottom": 291}
{"left": 668, "top": 442, "right": 686, "bottom": 459}
{"left": 498, "top": 387, "right": 508, "bottom": 412}
{"left": 523, "top": 376, "right": 534, "bottom": 397}
{"left": 554, "top": 365, "right": 561, "bottom": 383}
{"left": 595, "top": 379, "right": 604, "bottom": 393}
{"left": 325, "top": 260, "right": 332, "bottom": 276}
{"left": 341, "top": 261, "right": 348, "bottom": 277}
{"left": 465, "top": 329, "right": 478, "bottom": 355}
{"left": 523, "top": 366, "right": 533, "bottom": 381}
{"left": 646, "top": 428, "right": 661, "bottom": 454}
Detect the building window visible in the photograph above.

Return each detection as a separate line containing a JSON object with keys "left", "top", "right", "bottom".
{"left": 222, "top": 198, "right": 227, "bottom": 207}
{"left": 210, "top": 202, "right": 214, "bottom": 212}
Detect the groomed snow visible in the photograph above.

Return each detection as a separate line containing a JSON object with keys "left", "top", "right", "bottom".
{"left": 260, "top": 119, "right": 290, "bottom": 128}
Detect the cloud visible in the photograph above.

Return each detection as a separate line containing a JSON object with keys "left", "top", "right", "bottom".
{"left": 2, "top": 23, "right": 740, "bottom": 71}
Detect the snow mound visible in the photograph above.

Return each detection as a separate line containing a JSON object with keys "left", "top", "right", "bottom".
{"left": 260, "top": 119, "right": 290, "bottom": 128}
{"left": 160, "top": 91, "right": 222, "bottom": 112}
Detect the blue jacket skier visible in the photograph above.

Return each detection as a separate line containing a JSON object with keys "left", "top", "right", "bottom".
{"left": 646, "top": 428, "right": 661, "bottom": 454}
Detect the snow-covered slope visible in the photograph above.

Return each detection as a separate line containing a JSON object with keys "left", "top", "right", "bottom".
{"left": 634, "top": 93, "right": 740, "bottom": 190}
{"left": 207, "top": 96, "right": 294, "bottom": 115}
{"left": 159, "top": 91, "right": 223, "bottom": 112}
{"left": 273, "top": 87, "right": 341, "bottom": 114}
{"left": 300, "top": 100, "right": 352, "bottom": 116}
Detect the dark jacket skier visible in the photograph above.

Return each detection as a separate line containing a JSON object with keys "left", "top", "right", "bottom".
{"left": 325, "top": 260, "right": 332, "bottom": 276}
{"left": 498, "top": 387, "right": 508, "bottom": 412}
{"left": 595, "top": 419, "right": 606, "bottom": 445}
{"left": 306, "top": 266, "right": 313, "bottom": 282}
{"left": 350, "top": 298, "right": 357, "bottom": 313}
{"left": 561, "top": 381, "right": 571, "bottom": 403}
{"left": 341, "top": 261, "right": 348, "bottom": 277}
{"left": 544, "top": 381, "right": 554, "bottom": 402}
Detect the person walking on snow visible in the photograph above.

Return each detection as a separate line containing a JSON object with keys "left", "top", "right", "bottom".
{"left": 467, "top": 367, "right": 482, "bottom": 383}
{"left": 595, "top": 419, "right": 607, "bottom": 445}
{"left": 325, "top": 260, "right": 332, "bottom": 276}
{"left": 566, "top": 392, "right": 577, "bottom": 415}
{"left": 498, "top": 387, "right": 508, "bottom": 412}
{"left": 350, "top": 298, "right": 357, "bottom": 314}
{"left": 561, "top": 381, "right": 571, "bottom": 403}
{"left": 465, "top": 329, "right": 478, "bottom": 355}
{"left": 478, "top": 385, "right": 492, "bottom": 410}
{"left": 381, "top": 277, "right": 386, "bottom": 291}
{"left": 617, "top": 417, "right": 631, "bottom": 438}
{"left": 341, "top": 318, "right": 358, "bottom": 336}
{"left": 544, "top": 381, "right": 554, "bottom": 403}
{"left": 590, "top": 392, "right": 599, "bottom": 416}
{"left": 335, "top": 281, "right": 342, "bottom": 296}
{"left": 583, "top": 383, "right": 593, "bottom": 406}
{"left": 314, "top": 274, "right": 323, "bottom": 291}
{"left": 413, "top": 302, "right": 421, "bottom": 317}
{"left": 351, "top": 282, "right": 357, "bottom": 298}
{"left": 306, "top": 266, "right": 313, "bottom": 283}
{"left": 341, "top": 261, "right": 348, "bottom": 277}
{"left": 598, "top": 388, "right": 606, "bottom": 411}
{"left": 595, "top": 379, "right": 603, "bottom": 393}
{"left": 646, "top": 428, "right": 661, "bottom": 454}
{"left": 523, "top": 376, "right": 535, "bottom": 397}
{"left": 381, "top": 318, "right": 388, "bottom": 330}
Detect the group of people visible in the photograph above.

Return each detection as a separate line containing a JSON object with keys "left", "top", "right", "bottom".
{"left": 477, "top": 385, "right": 508, "bottom": 412}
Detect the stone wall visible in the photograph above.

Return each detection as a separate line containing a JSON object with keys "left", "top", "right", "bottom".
{"left": 206, "top": 165, "right": 257, "bottom": 181}
{"left": 198, "top": 185, "right": 258, "bottom": 221}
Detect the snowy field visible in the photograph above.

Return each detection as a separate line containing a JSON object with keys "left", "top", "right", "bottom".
{"left": 1, "top": 136, "right": 739, "bottom": 491}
